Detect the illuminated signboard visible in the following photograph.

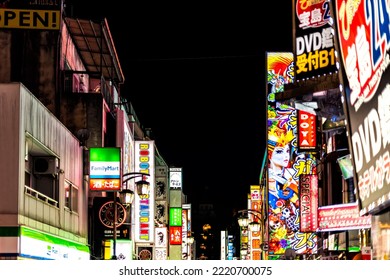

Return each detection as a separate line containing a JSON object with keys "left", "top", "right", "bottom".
{"left": 299, "top": 174, "right": 319, "bottom": 232}
{"left": 0, "top": 1, "right": 62, "bottom": 30}
{"left": 294, "top": 0, "right": 337, "bottom": 80}
{"left": 266, "top": 52, "right": 318, "bottom": 254}
{"left": 169, "top": 226, "right": 182, "bottom": 245}
{"left": 89, "top": 147, "right": 121, "bottom": 191}
{"left": 169, "top": 167, "right": 182, "bottom": 189}
{"left": 134, "top": 140, "right": 155, "bottom": 243}
{"left": 297, "top": 110, "right": 317, "bottom": 151}
{"left": 335, "top": 0, "right": 390, "bottom": 215}
{"left": 169, "top": 207, "right": 182, "bottom": 226}
{"left": 318, "top": 203, "right": 371, "bottom": 231}
{"left": 20, "top": 226, "right": 90, "bottom": 260}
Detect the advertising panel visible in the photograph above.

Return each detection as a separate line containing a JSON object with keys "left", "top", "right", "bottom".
{"left": 156, "top": 176, "right": 167, "bottom": 200}
{"left": 266, "top": 52, "right": 294, "bottom": 102}
{"left": 266, "top": 52, "right": 318, "bottom": 256}
{"left": 318, "top": 203, "right": 371, "bottom": 231}
{"left": 169, "top": 167, "right": 182, "bottom": 189}
{"left": 249, "top": 185, "right": 261, "bottom": 260}
{"left": 294, "top": 0, "right": 337, "bottom": 80}
{"left": 134, "top": 141, "right": 155, "bottom": 243}
{"left": 155, "top": 248, "right": 168, "bottom": 260}
{"left": 297, "top": 110, "right": 317, "bottom": 151}
{"left": 19, "top": 226, "right": 89, "bottom": 260}
{"left": 112, "top": 240, "right": 132, "bottom": 260}
{"left": 89, "top": 147, "right": 121, "bottom": 191}
{"left": 155, "top": 227, "right": 168, "bottom": 248}
{"left": 335, "top": 0, "right": 390, "bottom": 215}
{"left": 169, "top": 226, "right": 182, "bottom": 245}
{"left": 299, "top": 174, "right": 318, "bottom": 232}
{"left": 0, "top": 0, "right": 61, "bottom": 30}
{"left": 169, "top": 207, "right": 182, "bottom": 226}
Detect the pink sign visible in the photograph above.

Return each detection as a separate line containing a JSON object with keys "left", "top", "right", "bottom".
{"left": 318, "top": 203, "right": 371, "bottom": 231}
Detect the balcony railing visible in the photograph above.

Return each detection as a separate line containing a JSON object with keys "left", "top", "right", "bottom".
{"left": 25, "top": 186, "right": 58, "bottom": 208}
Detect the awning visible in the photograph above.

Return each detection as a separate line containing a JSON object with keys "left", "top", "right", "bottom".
{"left": 64, "top": 17, "right": 125, "bottom": 84}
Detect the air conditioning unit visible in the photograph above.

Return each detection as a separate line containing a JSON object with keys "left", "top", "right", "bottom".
{"left": 33, "top": 157, "right": 58, "bottom": 176}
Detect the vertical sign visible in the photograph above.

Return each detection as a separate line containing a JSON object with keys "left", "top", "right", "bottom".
{"left": 169, "top": 226, "right": 182, "bottom": 245}
{"left": 134, "top": 141, "right": 155, "bottom": 243}
{"left": 266, "top": 52, "right": 318, "bottom": 256}
{"left": 169, "top": 207, "right": 182, "bottom": 226}
{"left": 298, "top": 110, "right": 317, "bottom": 151}
{"left": 294, "top": 0, "right": 337, "bottom": 80}
{"left": 169, "top": 167, "right": 182, "bottom": 189}
{"left": 299, "top": 174, "right": 319, "bottom": 232}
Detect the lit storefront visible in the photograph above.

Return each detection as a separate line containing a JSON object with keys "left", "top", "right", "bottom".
{"left": 0, "top": 226, "right": 89, "bottom": 260}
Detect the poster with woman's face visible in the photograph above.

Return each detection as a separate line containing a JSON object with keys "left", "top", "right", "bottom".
{"left": 267, "top": 103, "right": 318, "bottom": 257}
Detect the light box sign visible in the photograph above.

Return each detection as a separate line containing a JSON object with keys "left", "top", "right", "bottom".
{"left": 134, "top": 140, "right": 155, "bottom": 243}
{"left": 169, "top": 207, "right": 182, "bottom": 226}
{"left": 169, "top": 167, "right": 182, "bottom": 189}
{"left": 297, "top": 110, "right": 317, "bottom": 151}
{"left": 89, "top": 147, "right": 121, "bottom": 191}
{"left": 266, "top": 52, "right": 294, "bottom": 102}
{"left": 294, "top": 0, "right": 337, "bottom": 80}
{"left": 318, "top": 203, "right": 371, "bottom": 231}
{"left": 20, "top": 227, "right": 90, "bottom": 260}
{"left": 299, "top": 174, "right": 319, "bottom": 232}
{"left": 169, "top": 226, "right": 182, "bottom": 245}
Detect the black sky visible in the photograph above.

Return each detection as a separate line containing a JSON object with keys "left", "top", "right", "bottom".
{"left": 65, "top": 1, "right": 293, "bottom": 224}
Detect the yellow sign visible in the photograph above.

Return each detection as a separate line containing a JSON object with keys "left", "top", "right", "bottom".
{"left": 0, "top": 9, "right": 60, "bottom": 30}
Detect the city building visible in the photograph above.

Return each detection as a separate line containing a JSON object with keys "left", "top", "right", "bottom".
{"left": 0, "top": 0, "right": 186, "bottom": 260}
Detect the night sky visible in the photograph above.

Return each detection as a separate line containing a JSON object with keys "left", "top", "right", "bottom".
{"left": 65, "top": 0, "right": 293, "bottom": 227}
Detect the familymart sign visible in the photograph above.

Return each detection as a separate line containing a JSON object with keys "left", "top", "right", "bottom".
{"left": 89, "top": 147, "right": 121, "bottom": 191}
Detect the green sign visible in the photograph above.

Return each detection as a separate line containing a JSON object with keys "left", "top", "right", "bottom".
{"left": 89, "top": 147, "right": 121, "bottom": 179}
{"left": 169, "top": 207, "right": 182, "bottom": 226}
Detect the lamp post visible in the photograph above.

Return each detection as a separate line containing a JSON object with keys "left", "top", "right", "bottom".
{"left": 111, "top": 172, "right": 150, "bottom": 260}
{"left": 237, "top": 209, "right": 266, "bottom": 260}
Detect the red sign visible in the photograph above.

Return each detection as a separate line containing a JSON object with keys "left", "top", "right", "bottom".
{"left": 300, "top": 174, "right": 318, "bottom": 232}
{"left": 169, "top": 226, "right": 182, "bottom": 245}
{"left": 297, "top": 110, "right": 317, "bottom": 151}
{"left": 89, "top": 178, "right": 120, "bottom": 191}
{"left": 318, "top": 203, "right": 371, "bottom": 231}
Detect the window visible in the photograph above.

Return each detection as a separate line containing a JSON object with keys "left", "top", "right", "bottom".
{"left": 65, "top": 181, "right": 78, "bottom": 213}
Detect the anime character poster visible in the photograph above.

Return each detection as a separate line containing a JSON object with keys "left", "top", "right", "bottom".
{"left": 266, "top": 52, "right": 317, "bottom": 258}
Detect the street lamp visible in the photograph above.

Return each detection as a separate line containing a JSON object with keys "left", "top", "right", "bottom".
{"left": 237, "top": 209, "right": 264, "bottom": 233}
{"left": 237, "top": 209, "right": 265, "bottom": 260}
{"left": 120, "top": 172, "right": 151, "bottom": 204}
{"left": 111, "top": 172, "right": 150, "bottom": 260}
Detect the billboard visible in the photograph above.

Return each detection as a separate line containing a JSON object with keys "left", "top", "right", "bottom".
{"left": 0, "top": 0, "right": 62, "bottom": 30}
{"left": 294, "top": 0, "right": 337, "bottom": 80}
{"left": 266, "top": 52, "right": 318, "bottom": 256}
{"left": 335, "top": 0, "right": 390, "bottom": 215}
